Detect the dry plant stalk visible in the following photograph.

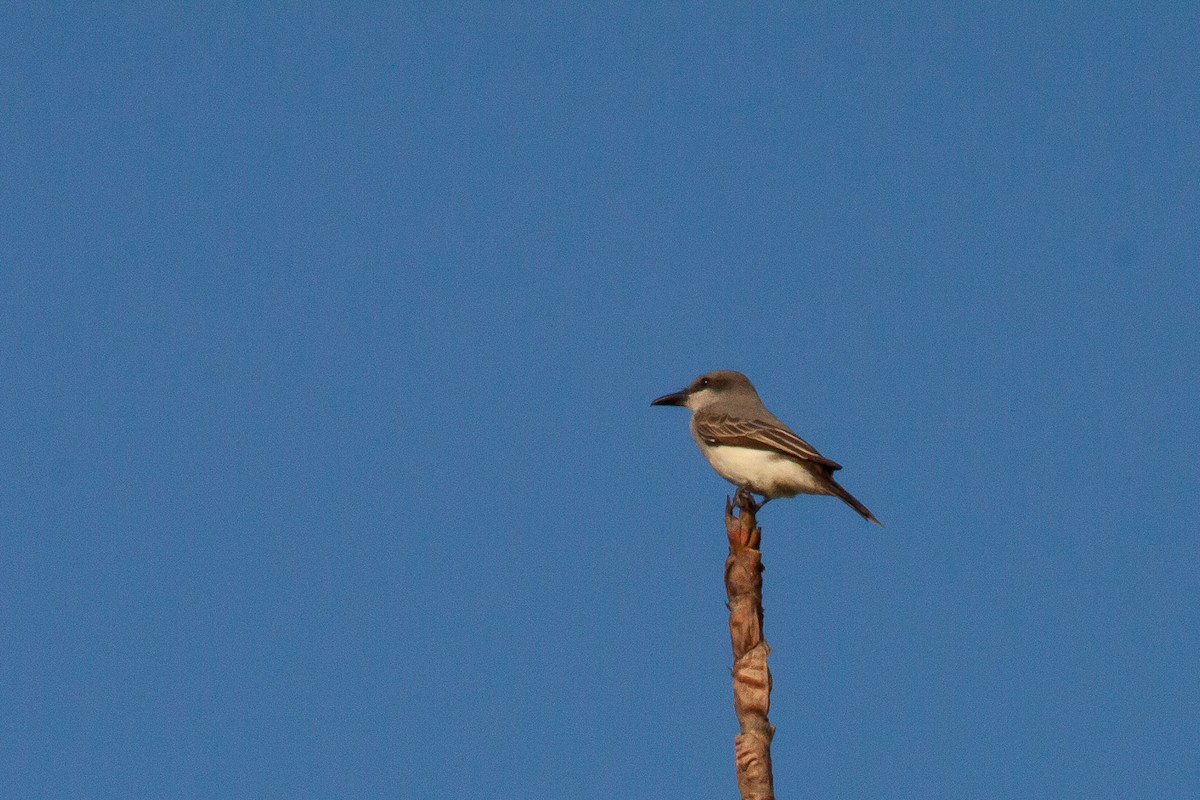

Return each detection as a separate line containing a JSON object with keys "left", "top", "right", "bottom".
{"left": 724, "top": 491, "right": 775, "bottom": 800}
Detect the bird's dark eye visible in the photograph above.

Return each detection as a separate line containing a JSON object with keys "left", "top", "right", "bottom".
{"left": 699, "top": 377, "right": 710, "bottom": 387}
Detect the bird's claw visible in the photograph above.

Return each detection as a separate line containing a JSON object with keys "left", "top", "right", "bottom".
{"left": 733, "top": 486, "right": 762, "bottom": 514}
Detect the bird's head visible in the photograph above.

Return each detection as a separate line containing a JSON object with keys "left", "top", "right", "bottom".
{"left": 651, "top": 370, "right": 757, "bottom": 411}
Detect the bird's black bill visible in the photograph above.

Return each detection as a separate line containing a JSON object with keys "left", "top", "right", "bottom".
{"left": 651, "top": 389, "right": 688, "bottom": 406}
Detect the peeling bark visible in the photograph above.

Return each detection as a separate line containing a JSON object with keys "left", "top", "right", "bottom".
{"left": 724, "top": 494, "right": 775, "bottom": 800}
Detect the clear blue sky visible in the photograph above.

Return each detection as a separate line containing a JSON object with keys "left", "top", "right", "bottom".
{"left": 4, "top": 5, "right": 1198, "bottom": 798}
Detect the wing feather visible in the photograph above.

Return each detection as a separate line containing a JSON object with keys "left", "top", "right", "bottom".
{"left": 694, "top": 413, "right": 843, "bottom": 471}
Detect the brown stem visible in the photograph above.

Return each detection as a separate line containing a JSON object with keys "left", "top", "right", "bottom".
{"left": 724, "top": 493, "right": 775, "bottom": 800}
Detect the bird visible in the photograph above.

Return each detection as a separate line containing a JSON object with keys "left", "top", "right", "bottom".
{"left": 652, "top": 370, "right": 881, "bottom": 525}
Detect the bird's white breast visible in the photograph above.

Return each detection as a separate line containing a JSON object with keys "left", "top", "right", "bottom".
{"left": 691, "top": 436, "right": 828, "bottom": 497}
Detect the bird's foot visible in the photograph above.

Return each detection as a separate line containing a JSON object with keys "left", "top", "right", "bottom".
{"left": 733, "top": 486, "right": 764, "bottom": 514}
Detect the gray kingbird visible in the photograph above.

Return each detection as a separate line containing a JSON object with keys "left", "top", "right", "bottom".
{"left": 652, "top": 370, "right": 881, "bottom": 525}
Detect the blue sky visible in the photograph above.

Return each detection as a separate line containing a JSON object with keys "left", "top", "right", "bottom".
{"left": 3, "top": 4, "right": 1198, "bottom": 798}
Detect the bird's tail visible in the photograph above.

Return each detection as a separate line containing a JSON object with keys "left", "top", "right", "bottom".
{"left": 826, "top": 477, "right": 883, "bottom": 526}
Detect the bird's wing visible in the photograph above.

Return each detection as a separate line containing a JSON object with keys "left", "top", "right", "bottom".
{"left": 694, "top": 413, "right": 843, "bottom": 471}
